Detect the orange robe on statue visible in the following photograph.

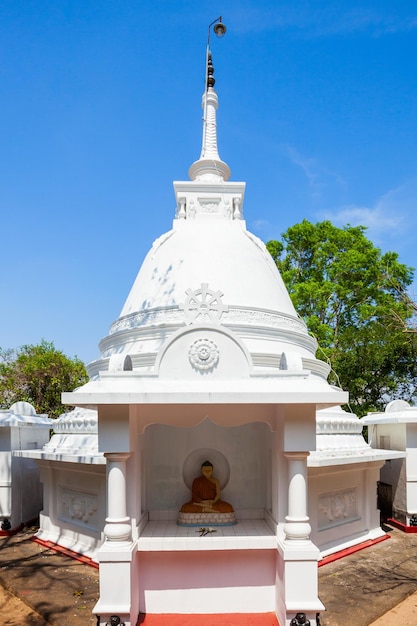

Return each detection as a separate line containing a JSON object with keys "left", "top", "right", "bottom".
{"left": 180, "top": 475, "right": 234, "bottom": 513}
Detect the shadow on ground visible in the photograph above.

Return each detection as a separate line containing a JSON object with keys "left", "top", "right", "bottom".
{"left": 0, "top": 527, "right": 98, "bottom": 625}
{"left": 2, "top": 525, "right": 417, "bottom": 626}
{"left": 318, "top": 525, "right": 417, "bottom": 626}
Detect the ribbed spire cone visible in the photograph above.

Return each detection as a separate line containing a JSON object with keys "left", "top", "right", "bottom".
{"left": 188, "top": 50, "right": 231, "bottom": 182}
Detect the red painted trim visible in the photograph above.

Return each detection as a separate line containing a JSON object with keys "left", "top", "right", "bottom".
{"left": 137, "top": 614, "right": 280, "bottom": 625}
{"left": 31, "top": 537, "right": 99, "bottom": 569}
{"left": 387, "top": 517, "right": 417, "bottom": 533}
{"left": 318, "top": 533, "right": 390, "bottom": 567}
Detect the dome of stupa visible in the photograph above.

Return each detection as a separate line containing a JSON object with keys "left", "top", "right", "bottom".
{"left": 86, "top": 54, "right": 329, "bottom": 384}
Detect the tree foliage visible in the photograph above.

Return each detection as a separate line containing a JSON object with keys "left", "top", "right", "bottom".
{"left": 267, "top": 220, "right": 417, "bottom": 416}
{"left": 0, "top": 340, "right": 88, "bottom": 419}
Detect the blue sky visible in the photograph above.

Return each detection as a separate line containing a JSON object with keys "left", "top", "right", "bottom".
{"left": 1, "top": 0, "right": 416, "bottom": 365}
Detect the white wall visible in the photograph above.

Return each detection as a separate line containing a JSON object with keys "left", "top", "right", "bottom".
{"left": 137, "top": 549, "right": 277, "bottom": 614}
{"left": 309, "top": 462, "right": 383, "bottom": 554}
{"left": 143, "top": 420, "right": 269, "bottom": 516}
{"left": 36, "top": 459, "right": 106, "bottom": 559}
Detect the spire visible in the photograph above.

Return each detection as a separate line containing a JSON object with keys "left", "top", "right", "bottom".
{"left": 201, "top": 52, "right": 220, "bottom": 160}
{"left": 174, "top": 18, "right": 245, "bottom": 225}
{"left": 188, "top": 48, "right": 231, "bottom": 182}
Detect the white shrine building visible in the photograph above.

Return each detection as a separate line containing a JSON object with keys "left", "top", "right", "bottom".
{"left": 0, "top": 402, "right": 51, "bottom": 532}
{"left": 46, "top": 29, "right": 396, "bottom": 626}
{"left": 363, "top": 400, "right": 417, "bottom": 531}
{"left": 24, "top": 402, "right": 395, "bottom": 571}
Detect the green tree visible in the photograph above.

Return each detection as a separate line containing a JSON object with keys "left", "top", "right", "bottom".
{"left": 0, "top": 340, "right": 88, "bottom": 419}
{"left": 267, "top": 220, "right": 417, "bottom": 416}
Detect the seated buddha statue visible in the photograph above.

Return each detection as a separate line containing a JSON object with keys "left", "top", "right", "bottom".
{"left": 180, "top": 460, "right": 234, "bottom": 514}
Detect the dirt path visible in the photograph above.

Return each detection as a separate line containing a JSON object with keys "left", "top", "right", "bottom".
{"left": 368, "top": 589, "right": 417, "bottom": 625}
{"left": 0, "top": 584, "right": 48, "bottom": 625}
{"left": 318, "top": 526, "right": 417, "bottom": 625}
{"left": 0, "top": 528, "right": 98, "bottom": 625}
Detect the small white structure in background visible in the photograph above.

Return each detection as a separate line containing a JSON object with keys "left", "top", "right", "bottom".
{"left": 22, "top": 406, "right": 106, "bottom": 559}
{"left": 0, "top": 401, "right": 51, "bottom": 531}
{"left": 363, "top": 400, "right": 417, "bottom": 530}
{"left": 309, "top": 406, "right": 404, "bottom": 556}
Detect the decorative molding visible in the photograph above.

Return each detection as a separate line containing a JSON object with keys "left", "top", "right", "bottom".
{"left": 316, "top": 411, "right": 363, "bottom": 435}
{"left": 188, "top": 199, "right": 196, "bottom": 218}
{"left": 181, "top": 283, "right": 229, "bottom": 324}
{"left": 318, "top": 488, "right": 358, "bottom": 530}
{"left": 174, "top": 193, "right": 240, "bottom": 221}
{"left": 233, "top": 196, "right": 242, "bottom": 219}
{"left": 60, "top": 489, "right": 98, "bottom": 528}
{"left": 107, "top": 309, "right": 182, "bottom": 335}
{"left": 189, "top": 338, "right": 219, "bottom": 371}
{"left": 198, "top": 198, "right": 221, "bottom": 213}
{"left": 107, "top": 306, "right": 306, "bottom": 335}
{"left": 177, "top": 196, "right": 186, "bottom": 219}
{"left": 225, "top": 308, "right": 306, "bottom": 332}
{"left": 177, "top": 511, "right": 236, "bottom": 526}
{"left": 50, "top": 407, "right": 98, "bottom": 435}
{"left": 223, "top": 199, "right": 232, "bottom": 219}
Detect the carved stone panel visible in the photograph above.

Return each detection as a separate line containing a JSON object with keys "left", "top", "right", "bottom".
{"left": 59, "top": 488, "right": 99, "bottom": 530}
{"left": 318, "top": 488, "right": 358, "bottom": 530}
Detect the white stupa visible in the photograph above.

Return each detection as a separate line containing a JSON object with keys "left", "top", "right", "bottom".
{"left": 86, "top": 51, "right": 328, "bottom": 387}
{"left": 62, "top": 39, "right": 351, "bottom": 626}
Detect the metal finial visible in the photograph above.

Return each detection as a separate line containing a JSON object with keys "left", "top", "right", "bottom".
{"left": 207, "top": 52, "right": 215, "bottom": 89}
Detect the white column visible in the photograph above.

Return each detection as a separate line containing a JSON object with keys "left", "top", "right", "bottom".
{"left": 283, "top": 452, "right": 311, "bottom": 541}
{"left": 103, "top": 452, "right": 132, "bottom": 542}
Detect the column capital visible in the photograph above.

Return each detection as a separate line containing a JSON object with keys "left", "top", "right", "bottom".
{"left": 104, "top": 451, "right": 131, "bottom": 462}
{"left": 284, "top": 451, "right": 310, "bottom": 460}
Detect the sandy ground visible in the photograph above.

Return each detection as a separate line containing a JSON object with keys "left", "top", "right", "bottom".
{"left": 0, "top": 584, "right": 47, "bottom": 625}
{"left": 368, "top": 589, "right": 417, "bottom": 625}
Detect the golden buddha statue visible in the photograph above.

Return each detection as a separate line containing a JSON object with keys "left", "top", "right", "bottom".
{"left": 180, "top": 460, "right": 234, "bottom": 514}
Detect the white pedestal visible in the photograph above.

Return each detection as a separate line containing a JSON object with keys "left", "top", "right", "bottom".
{"left": 94, "top": 540, "right": 138, "bottom": 626}
{"left": 277, "top": 538, "right": 324, "bottom": 626}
